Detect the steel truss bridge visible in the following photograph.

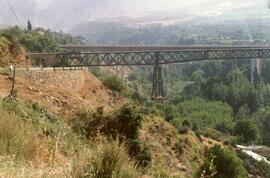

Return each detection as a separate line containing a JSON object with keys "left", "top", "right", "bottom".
{"left": 29, "top": 46, "right": 270, "bottom": 100}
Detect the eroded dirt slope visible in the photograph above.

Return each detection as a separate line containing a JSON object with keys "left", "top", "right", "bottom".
{"left": 0, "top": 37, "right": 30, "bottom": 67}
{"left": 0, "top": 69, "right": 124, "bottom": 117}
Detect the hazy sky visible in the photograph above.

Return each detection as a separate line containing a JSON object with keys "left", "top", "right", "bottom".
{"left": 1, "top": 0, "right": 269, "bottom": 31}
{"left": 33, "top": 0, "right": 268, "bottom": 11}
{"left": 34, "top": 0, "right": 202, "bottom": 10}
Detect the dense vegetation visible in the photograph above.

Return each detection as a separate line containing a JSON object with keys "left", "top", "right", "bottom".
{"left": 0, "top": 100, "right": 142, "bottom": 177}
{"left": 119, "top": 58, "right": 270, "bottom": 177}
{"left": 71, "top": 105, "right": 151, "bottom": 167}
{"left": 198, "top": 146, "right": 248, "bottom": 178}
{"left": 127, "top": 59, "right": 270, "bottom": 146}
{"left": 102, "top": 75, "right": 125, "bottom": 92}
{"left": 0, "top": 26, "right": 85, "bottom": 52}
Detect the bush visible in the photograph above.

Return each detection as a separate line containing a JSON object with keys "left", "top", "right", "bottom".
{"left": 72, "top": 139, "right": 140, "bottom": 178}
{"left": 72, "top": 104, "right": 151, "bottom": 167}
{"left": 115, "top": 104, "right": 143, "bottom": 140}
{"left": 103, "top": 75, "right": 124, "bottom": 92}
{"left": 0, "top": 103, "right": 44, "bottom": 162}
{"left": 192, "top": 122, "right": 199, "bottom": 131}
{"left": 71, "top": 108, "right": 92, "bottom": 137}
{"left": 173, "top": 140, "right": 185, "bottom": 158}
{"left": 257, "top": 108, "right": 270, "bottom": 146}
{"left": 131, "top": 91, "right": 145, "bottom": 104}
{"left": 198, "top": 145, "right": 248, "bottom": 178}
{"left": 178, "top": 126, "right": 190, "bottom": 134}
{"left": 216, "top": 122, "right": 232, "bottom": 134}
{"left": 81, "top": 104, "right": 142, "bottom": 140}
{"left": 175, "top": 98, "right": 233, "bottom": 133}
{"left": 128, "top": 139, "right": 152, "bottom": 167}
{"left": 182, "top": 119, "right": 192, "bottom": 129}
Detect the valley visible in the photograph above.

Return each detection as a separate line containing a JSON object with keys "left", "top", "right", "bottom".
{"left": 1, "top": 1, "right": 270, "bottom": 177}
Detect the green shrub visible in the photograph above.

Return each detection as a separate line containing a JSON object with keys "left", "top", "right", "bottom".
{"left": 173, "top": 140, "right": 185, "bottom": 158}
{"left": 216, "top": 122, "right": 232, "bottom": 134}
{"left": 82, "top": 104, "right": 142, "bottom": 140}
{"left": 178, "top": 126, "right": 190, "bottom": 134}
{"left": 192, "top": 122, "right": 199, "bottom": 131}
{"left": 0, "top": 104, "right": 43, "bottom": 162}
{"left": 128, "top": 139, "right": 151, "bottom": 167}
{"left": 131, "top": 91, "right": 146, "bottom": 104}
{"left": 182, "top": 119, "right": 192, "bottom": 129}
{"left": 115, "top": 104, "right": 143, "bottom": 140}
{"left": 72, "top": 104, "right": 151, "bottom": 168}
{"left": 257, "top": 108, "right": 270, "bottom": 146}
{"left": 175, "top": 98, "right": 233, "bottom": 133}
{"left": 71, "top": 108, "right": 93, "bottom": 137}
{"left": 198, "top": 145, "right": 248, "bottom": 178}
{"left": 103, "top": 75, "right": 124, "bottom": 92}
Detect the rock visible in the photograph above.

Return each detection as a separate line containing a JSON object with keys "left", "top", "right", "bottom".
{"left": 176, "top": 163, "right": 187, "bottom": 172}
{"left": 27, "top": 86, "right": 33, "bottom": 91}
{"left": 27, "top": 86, "right": 38, "bottom": 92}
{"left": 141, "top": 176, "right": 151, "bottom": 178}
{"left": 21, "top": 110, "right": 29, "bottom": 118}
{"left": 149, "top": 141, "right": 161, "bottom": 148}
{"left": 111, "top": 91, "right": 117, "bottom": 97}
{"left": 107, "top": 90, "right": 113, "bottom": 95}
{"left": 61, "top": 100, "right": 68, "bottom": 105}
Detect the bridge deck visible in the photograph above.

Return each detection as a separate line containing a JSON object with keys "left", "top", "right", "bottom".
{"left": 29, "top": 45, "right": 270, "bottom": 67}
{"left": 59, "top": 45, "right": 270, "bottom": 52}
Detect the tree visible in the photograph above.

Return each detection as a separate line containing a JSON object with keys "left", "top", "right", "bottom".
{"left": 192, "top": 69, "right": 205, "bottom": 83}
{"left": 234, "top": 120, "right": 258, "bottom": 143}
{"left": 175, "top": 98, "right": 233, "bottom": 133}
{"left": 257, "top": 108, "right": 270, "bottom": 146}
{"left": 27, "top": 20, "right": 32, "bottom": 31}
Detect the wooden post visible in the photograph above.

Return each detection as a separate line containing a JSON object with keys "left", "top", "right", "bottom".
{"left": 10, "top": 66, "right": 16, "bottom": 97}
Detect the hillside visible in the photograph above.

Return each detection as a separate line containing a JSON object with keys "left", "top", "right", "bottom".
{"left": 0, "top": 37, "right": 30, "bottom": 67}
{"left": 2, "top": 27, "right": 270, "bottom": 177}
{"left": 0, "top": 98, "right": 221, "bottom": 178}
{"left": 0, "top": 69, "right": 125, "bottom": 117}
{"left": 0, "top": 34, "right": 231, "bottom": 178}
{"left": 140, "top": 116, "right": 223, "bottom": 177}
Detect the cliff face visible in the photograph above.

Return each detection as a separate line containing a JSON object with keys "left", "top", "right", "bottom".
{"left": 0, "top": 37, "right": 29, "bottom": 67}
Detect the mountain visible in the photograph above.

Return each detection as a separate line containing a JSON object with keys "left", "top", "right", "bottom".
{"left": 69, "top": 0, "right": 270, "bottom": 45}
{"left": 0, "top": 0, "right": 269, "bottom": 31}
{"left": 1, "top": 0, "right": 270, "bottom": 45}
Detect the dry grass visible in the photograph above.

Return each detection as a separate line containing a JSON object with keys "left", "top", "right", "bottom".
{"left": 0, "top": 105, "right": 47, "bottom": 164}
{"left": 72, "top": 138, "right": 140, "bottom": 178}
{"left": 140, "top": 116, "right": 215, "bottom": 178}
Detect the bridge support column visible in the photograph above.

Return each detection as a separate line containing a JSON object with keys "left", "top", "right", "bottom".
{"left": 152, "top": 53, "right": 165, "bottom": 101}
{"left": 251, "top": 58, "right": 261, "bottom": 84}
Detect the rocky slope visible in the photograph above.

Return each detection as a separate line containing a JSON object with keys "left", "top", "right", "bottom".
{"left": 0, "top": 37, "right": 30, "bottom": 67}
{"left": 0, "top": 69, "right": 125, "bottom": 117}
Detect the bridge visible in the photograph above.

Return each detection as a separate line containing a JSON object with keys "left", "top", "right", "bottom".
{"left": 29, "top": 45, "right": 270, "bottom": 100}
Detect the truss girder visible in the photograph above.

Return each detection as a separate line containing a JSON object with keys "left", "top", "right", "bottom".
{"left": 30, "top": 48, "right": 270, "bottom": 67}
